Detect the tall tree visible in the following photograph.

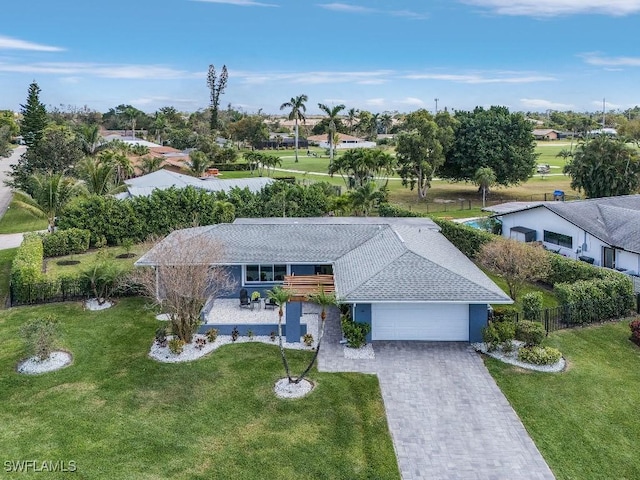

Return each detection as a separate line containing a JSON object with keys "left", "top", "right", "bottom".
{"left": 20, "top": 82, "right": 48, "bottom": 147}
{"left": 328, "top": 148, "right": 395, "bottom": 189}
{"left": 77, "top": 124, "right": 103, "bottom": 156}
{"left": 0, "top": 126, "right": 11, "bottom": 158}
{"left": 279, "top": 94, "right": 308, "bottom": 162}
{"left": 187, "top": 150, "right": 211, "bottom": 177}
{"left": 564, "top": 136, "right": 640, "bottom": 198}
{"left": 317, "top": 103, "right": 345, "bottom": 165}
{"left": 440, "top": 106, "right": 537, "bottom": 186}
{"left": 207, "top": 64, "right": 228, "bottom": 133}
{"left": 77, "top": 157, "right": 120, "bottom": 195}
{"left": 395, "top": 110, "right": 444, "bottom": 199}
{"left": 346, "top": 107, "right": 359, "bottom": 133}
{"left": 381, "top": 113, "right": 393, "bottom": 134}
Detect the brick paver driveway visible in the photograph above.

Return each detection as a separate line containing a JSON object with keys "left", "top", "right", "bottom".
{"left": 317, "top": 309, "right": 555, "bottom": 480}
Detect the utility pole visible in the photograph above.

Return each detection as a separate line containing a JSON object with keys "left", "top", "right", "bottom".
{"left": 434, "top": 98, "right": 439, "bottom": 114}
{"left": 602, "top": 98, "right": 606, "bottom": 129}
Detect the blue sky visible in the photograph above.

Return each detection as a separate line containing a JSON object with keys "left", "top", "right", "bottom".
{"left": 1, "top": 0, "right": 639, "bottom": 115}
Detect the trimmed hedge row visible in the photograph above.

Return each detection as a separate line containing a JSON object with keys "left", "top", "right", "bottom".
{"left": 378, "top": 203, "right": 424, "bottom": 218}
{"left": 555, "top": 274, "right": 634, "bottom": 324}
{"left": 546, "top": 254, "right": 611, "bottom": 286}
{"left": 10, "top": 235, "right": 44, "bottom": 304}
{"left": 431, "top": 218, "right": 496, "bottom": 258}
{"left": 38, "top": 228, "right": 91, "bottom": 257}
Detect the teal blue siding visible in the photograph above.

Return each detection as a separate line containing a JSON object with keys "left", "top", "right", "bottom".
{"left": 354, "top": 303, "right": 372, "bottom": 343}
{"left": 285, "top": 301, "right": 302, "bottom": 343}
{"left": 469, "top": 304, "right": 488, "bottom": 343}
{"left": 291, "top": 265, "right": 315, "bottom": 275}
{"left": 198, "top": 324, "right": 306, "bottom": 337}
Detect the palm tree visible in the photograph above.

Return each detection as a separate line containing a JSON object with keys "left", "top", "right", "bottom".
{"left": 348, "top": 181, "right": 385, "bottom": 216}
{"left": 474, "top": 166, "right": 496, "bottom": 208}
{"left": 556, "top": 149, "right": 572, "bottom": 163}
{"left": 297, "top": 288, "right": 339, "bottom": 382}
{"left": 267, "top": 286, "right": 294, "bottom": 382}
{"left": 77, "top": 157, "right": 121, "bottom": 195}
{"left": 317, "top": 103, "right": 346, "bottom": 166}
{"left": 100, "top": 150, "right": 134, "bottom": 184}
{"left": 346, "top": 108, "right": 359, "bottom": 134}
{"left": 381, "top": 113, "right": 393, "bottom": 134}
{"left": 140, "top": 156, "right": 163, "bottom": 174}
{"left": 15, "top": 172, "right": 84, "bottom": 231}
{"left": 280, "top": 94, "right": 308, "bottom": 163}
{"left": 187, "top": 150, "right": 211, "bottom": 177}
{"left": 77, "top": 124, "right": 103, "bottom": 156}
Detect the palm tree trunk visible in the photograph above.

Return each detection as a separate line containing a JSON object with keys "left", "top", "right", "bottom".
{"left": 295, "top": 310, "right": 327, "bottom": 383}
{"left": 294, "top": 120, "right": 299, "bottom": 163}
{"left": 277, "top": 308, "right": 292, "bottom": 382}
{"left": 482, "top": 186, "right": 486, "bottom": 208}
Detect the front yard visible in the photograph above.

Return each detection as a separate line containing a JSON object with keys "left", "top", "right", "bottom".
{"left": 486, "top": 319, "right": 640, "bottom": 480}
{"left": 0, "top": 298, "right": 399, "bottom": 479}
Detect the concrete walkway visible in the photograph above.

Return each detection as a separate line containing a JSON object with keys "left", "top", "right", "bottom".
{"left": 0, "top": 233, "right": 24, "bottom": 250}
{"left": 318, "top": 308, "right": 555, "bottom": 480}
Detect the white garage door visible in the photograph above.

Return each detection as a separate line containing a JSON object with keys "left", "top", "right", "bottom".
{"left": 371, "top": 303, "right": 469, "bottom": 341}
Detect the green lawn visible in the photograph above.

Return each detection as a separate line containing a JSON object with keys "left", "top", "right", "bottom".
{"left": 0, "top": 248, "right": 17, "bottom": 307}
{"left": 43, "top": 244, "right": 147, "bottom": 279}
{"left": 486, "top": 320, "right": 640, "bottom": 480}
{"left": 0, "top": 193, "right": 48, "bottom": 234}
{"left": 482, "top": 269, "right": 559, "bottom": 309}
{"left": 0, "top": 298, "right": 399, "bottom": 479}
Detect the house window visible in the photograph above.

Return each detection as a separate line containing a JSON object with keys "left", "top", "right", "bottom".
{"left": 245, "top": 264, "right": 287, "bottom": 283}
{"left": 543, "top": 230, "right": 573, "bottom": 249}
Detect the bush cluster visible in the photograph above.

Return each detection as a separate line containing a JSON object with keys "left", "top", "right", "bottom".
{"left": 431, "top": 218, "right": 496, "bottom": 258}
{"left": 377, "top": 203, "right": 424, "bottom": 218}
{"left": 515, "top": 320, "right": 545, "bottom": 346}
{"left": 39, "top": 228, "right": 90, "bottom": 257}
{"left": 341, "top": 315, "right": 371, "bottom": 348}
{"left": 629, "top": 320, "right": 640, "bottom": 346}
{"left": 19, "top": 316, "right": 60, "bottom": 360}
{"left": 546, "top": 254, "right": 605, "bottom": 286}
{"left": 517, "top": 346, "right": 562, "bottom": 365}
{"left": 482, "top": 320, "right": 516, "bottom": 351}
{"left": 522, "top": 292, "right": 544, "bottom": 321}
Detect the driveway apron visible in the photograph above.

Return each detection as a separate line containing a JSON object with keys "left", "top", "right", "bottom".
{"left": 318, "top": 310, "right": 555, "bottom": 480}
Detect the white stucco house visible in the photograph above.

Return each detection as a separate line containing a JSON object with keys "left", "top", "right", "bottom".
{"left": 489, "top": 195, "right": 640, "bottom": 275}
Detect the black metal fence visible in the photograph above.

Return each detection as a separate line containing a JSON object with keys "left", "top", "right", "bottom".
{"left": 9, "top": 278, "right": 142, "bottom": 307}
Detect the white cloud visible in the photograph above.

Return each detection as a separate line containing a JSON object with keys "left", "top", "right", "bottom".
{"left": 232, "top": 69, "right": 394, "bottom": 85}
{"left": 520, "top": 98, "right": 574, "bottom": 110}
{"left": 357, "top": 79, "right": 387, "bottom": 85}
{"left": 592, "top": 100, "right": 622, "bottom": 109}
{"left": 0, "top": 35, "right": 64, "bottom": 52}
{"left": 0, "top": 61, "right": 195, "bottom": 79}
{"left": 59, "top": 76, "right": 82, "bottom": 84}
{"left": 191, "top": 0, "right": 278, "bottom": 6}
{"left": 322, "top": 98, "right": 346, "bottom": 104}
{"left": 462, "top": 0, "right": 640, "bottom": 16}
{"left": 581, "top": 53, "right": 640, "bottom": 67}
{"left": 129, "top": 96, "right": 199, "bottom": 107}
{"left": 366, "top": 98, "right": 385, "bottom": 107}
{"left": 403, "top": 71, "right": 556, "bottom": 84}
{"left": 317, "top": 3, "right": 427, "bottom": 19}
{"left": 400, "top": 97, "right": 424, "bottom": 106}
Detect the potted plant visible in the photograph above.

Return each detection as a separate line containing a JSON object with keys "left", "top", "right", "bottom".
{"left": 251, "top": 291, "right": 261, "bottom": 304}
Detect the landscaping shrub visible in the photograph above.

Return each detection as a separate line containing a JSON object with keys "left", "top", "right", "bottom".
{"left": 40, "top": 228, "right": 90, "bottom": 257}
{"left": 546, "top": 253, "right": 604, "bottom": 286}
{"left": 515, "top": 320, "right": 546, "bottom": 346}
{"left": 19, "top": 316, "right": 59, "bottom": 360}
{"left": 205, "top": 328, "right": 218, "bottom": 343}
{"left": 482, "top": 320, "right": 516, "bottom": 351}
{"left": 378, "top": 203, "right": 424, "bottom": 218}
{"left": 432, "top": 218, "right": 496, "bottom": 258}
{"left": 303, "top": 333, "right": 314, "bottom": 347}
{"left": 629, "top": 320, "right": 640, "bottom": 346}
{"left": 155, "top": 327, "right": 168, "bottom": 347}
{"left": 10, "top": 234, "right": 44, "bottom": 303}
{"left": 491, "top": 306, "right": 520, "bottom": 322}
{"left": 517, "top": 346, "right": 562, "bottom": 365}
{"left": 341, "top": 315, "right": 371, "bottom": 348}
{"left": 522, "top": 292, "right": 544, "bottom": 321}
{"left": 168, "top": 338, "right": 185, "bottom": 355}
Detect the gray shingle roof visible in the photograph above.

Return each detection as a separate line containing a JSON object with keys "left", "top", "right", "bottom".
{"left": 136, "top": 218, "right": 512, "bottom": 304}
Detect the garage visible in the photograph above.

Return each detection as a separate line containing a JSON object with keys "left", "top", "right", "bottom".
{"left": 371, "top": 303, "right": 469, "bottom": 341}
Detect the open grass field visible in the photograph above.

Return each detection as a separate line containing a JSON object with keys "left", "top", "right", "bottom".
{"left": 0, "top": 298, "right": 399, "bottom": 479}
{"left": 43, "top": 244, "right": 147, "bottom": 279}
{"left": 0, "top": 193, "right": 48, "bottom": 234}
{"left": 486, "top": 320, "right": 640, "bottom": 480}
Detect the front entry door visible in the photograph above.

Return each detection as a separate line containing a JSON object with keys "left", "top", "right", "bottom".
{"left": 603, "top": 247, "right": 615, "bottom": 269}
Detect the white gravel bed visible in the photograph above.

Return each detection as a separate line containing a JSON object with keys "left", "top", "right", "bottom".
{"left": 344, "top": 343, "right": 375, "bottom": 359}
{"left": 85, "top": 298, "right": 113, "bottom": 311}
{"left": 274, "top": 378, "right": 314, "bottom": 399}
{"left": 155, "top": 313, "right": 171, "bottom": 321}
{"left": 204, "top": 298, "right": 284, "bottom": 324}
{"left": 149, "top": 333, "right": 316, "bottom": 363}
{"left": 472, "top": 342, "right": 566, "bottom": 373}
{"left": 17, "top": 351, "right": 72, "bottom": 375}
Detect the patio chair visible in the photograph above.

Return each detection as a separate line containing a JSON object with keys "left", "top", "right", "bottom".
{"left": 264, "top": 297, "right": 278, "bottom": 310}
{"left": 239, "top": 289, "right": 251, "bottom": 309}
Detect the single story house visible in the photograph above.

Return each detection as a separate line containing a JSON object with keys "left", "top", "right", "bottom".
{"left": 114, "top": 169, "right": 273, "bottom": 200}
{"left": 307, "top": 133, "right": 376, "bottom": 150}
{"left": 491, "top": 195, "right": 640, "bottom": 274}
{"left": 532, "top": 129, "right": 561, "bottom": 141}
{"left": 135, "top": 217, "right": 512, "bottom": 343}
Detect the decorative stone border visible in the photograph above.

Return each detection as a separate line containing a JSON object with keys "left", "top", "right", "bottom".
{"left": 472, "top": 342, "right": 566, "bottom": 373}
{"left": 17, "top": 351, "right": 73, "bottom": 375}
{"left": 274, "top": 378, "right": 314, "bottom": 399}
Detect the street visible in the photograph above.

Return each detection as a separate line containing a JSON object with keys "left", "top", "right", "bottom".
{"left": 0, "top": 145, "right": 24, "bottom": 217}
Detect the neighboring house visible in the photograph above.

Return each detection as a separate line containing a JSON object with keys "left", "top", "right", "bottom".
{"left": 114, "top": 169, "right": 273, "bottom": 200}
{"left": 532, "top": 129, "right": 561, "bottom": 141}
{"left": 307, "top": 133, "right": 376, "bottom": 149}
{"left": 136, "top": 217, "right": 512, "bottom": 343}
{"left": 491, "top": 195, "right": 640, "bottom": 274}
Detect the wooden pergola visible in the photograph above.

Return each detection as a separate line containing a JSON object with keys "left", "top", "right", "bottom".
{"left": 282, "top": 274, "right": 335, "bottom": 302}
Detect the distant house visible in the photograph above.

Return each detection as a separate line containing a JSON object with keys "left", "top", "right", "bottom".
{"left": 490, "top": 195, "right": 640, "bottom": 274}
{"left": 532, "top": 129, "right": 561, "bottom": 141}
{"left": 114, "top": 169, "right": 273, "bottom": 200}
{"left": 307, "top": 133, "right": 376, "bottom": 149}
